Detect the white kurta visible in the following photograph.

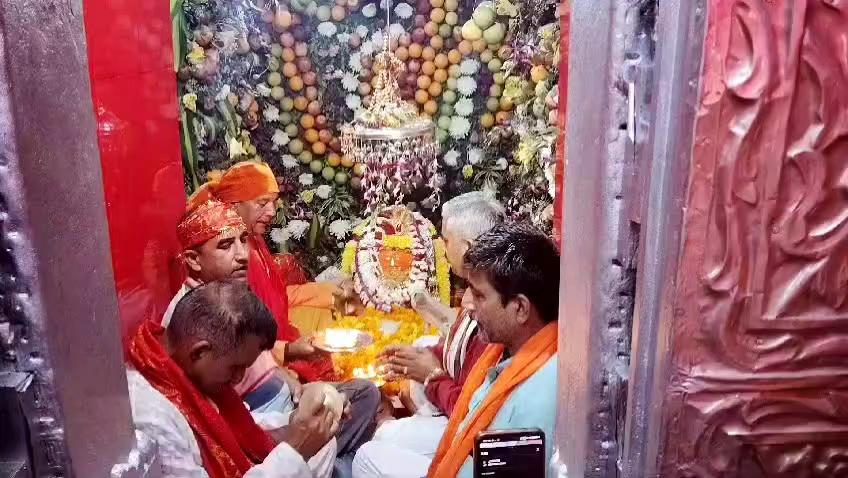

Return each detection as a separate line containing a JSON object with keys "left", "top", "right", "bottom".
{"left": 126, "top": 370, "right": 335, "bottom": 478}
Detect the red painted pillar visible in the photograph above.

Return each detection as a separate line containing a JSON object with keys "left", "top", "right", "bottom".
{"left": 82, "top": 0, "right": 186, "bottom": 343}
{"left": 553, "top": 1, "right": 570, "bottom": 247}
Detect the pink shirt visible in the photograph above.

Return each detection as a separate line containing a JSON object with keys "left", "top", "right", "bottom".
{"left": 161, "top": 283, "right": 278, "bottom": 395}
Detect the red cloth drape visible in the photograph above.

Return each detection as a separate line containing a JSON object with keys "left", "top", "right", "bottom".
{"left": 552, "top": 0, "right": 571, "bottom": 249}
{"left": 127, "top": 320, "right": 275, "bottom": 478}
{"left": 248, "top": 235, "right": 336, "bottom": 382}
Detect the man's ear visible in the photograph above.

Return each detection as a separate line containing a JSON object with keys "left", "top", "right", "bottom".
{"left": 183, "top": 249, "right": 203, "bottom": 274}
{"left": 188, "top": 340, "right": 213, "bottom": 363}
{"left": 458, "top": 238, "right": 473, "bottom": 265}
{"left": 513, "top": 294, "right": 532, "bottom": 325}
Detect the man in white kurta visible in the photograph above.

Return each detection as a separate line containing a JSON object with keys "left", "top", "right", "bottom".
{"left": 126, "top": 280, "right": 341, "bottom": 478}
{"left": 127, "top": 369, "right": 336, "bottom": 478}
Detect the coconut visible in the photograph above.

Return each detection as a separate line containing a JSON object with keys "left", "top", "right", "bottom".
{"left": 461, "top": 21, "right": 482, "bottom": 41}
{"left": 471, "top": 4, "right": 496, "bottom": 29}
{"left": 482, "top": 23, "right": 505, "bottom": 44}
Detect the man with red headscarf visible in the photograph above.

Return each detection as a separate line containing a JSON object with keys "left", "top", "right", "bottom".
{"left": 188, "top": 161, "right": 351, "bottom": 383}
{"left": 161, "top": 198, "right": 380, "bottom": 467}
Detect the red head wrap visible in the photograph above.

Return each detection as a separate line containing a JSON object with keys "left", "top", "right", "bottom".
{"left": 177, "top": 199, "right": 247, "bottom": 251}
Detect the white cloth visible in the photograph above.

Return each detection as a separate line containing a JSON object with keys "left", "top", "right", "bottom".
{"left": 160, "top": 283, "right": 190, "bottom": 328}
{"left": 410, "top": 336, "right": 441, "bottom": 417}
{"left": 351, "top": 414, "right": 447, "bottom": 478}
{"left": 352, "top": 440, "right": 433, "bottom": 478}
{"left": 126, "top": 370, "right": 336, "bottom": 478}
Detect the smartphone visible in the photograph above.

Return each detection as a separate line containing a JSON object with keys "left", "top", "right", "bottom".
{"left": 473, "top": 428, "right": 545, "bottom": 477}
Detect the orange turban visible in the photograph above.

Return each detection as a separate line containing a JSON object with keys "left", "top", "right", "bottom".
{"left": 187, "top": 161, "right": 280, "bottom": 212}
{"left": 177, "top": 199, "right": 247, "bottom": 250}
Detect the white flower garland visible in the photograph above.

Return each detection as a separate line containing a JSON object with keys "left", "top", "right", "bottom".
{"left": 352, "top": 211, "right": 438, "bottom": 312}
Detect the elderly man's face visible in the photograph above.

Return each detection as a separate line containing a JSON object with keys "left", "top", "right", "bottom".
{"left": 441, "top": 219, "right": 471, "bottom": 278}
{"left": 235, "top": 193, "right": 279, "bottom": 235}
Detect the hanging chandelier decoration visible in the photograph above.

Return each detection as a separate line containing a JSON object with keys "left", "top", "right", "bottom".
{"left": 341, "top": 29, "right": 439, "bottom": 212}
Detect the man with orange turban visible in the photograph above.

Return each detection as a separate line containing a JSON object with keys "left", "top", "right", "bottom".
{"left": 187, "top": 161, "right": 349, "bottom": 382}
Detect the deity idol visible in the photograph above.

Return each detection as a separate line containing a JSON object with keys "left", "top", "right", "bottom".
{"left": 333, "top": 205, "right": 449, "bottom": 385}
{"left": 341, "top": 205, "right": 451, "bottom": 313}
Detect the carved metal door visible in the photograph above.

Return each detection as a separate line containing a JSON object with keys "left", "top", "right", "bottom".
{"left": 650, "top": 1, "right": 848, "bottom": 476}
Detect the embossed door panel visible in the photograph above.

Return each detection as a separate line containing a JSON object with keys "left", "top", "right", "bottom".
{"left": 658, "top": 0, "right": 848, "bottom": 476}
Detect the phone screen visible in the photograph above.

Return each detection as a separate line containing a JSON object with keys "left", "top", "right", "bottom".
{"left": 473, "top": 429, "right": 545, "bottom": 477}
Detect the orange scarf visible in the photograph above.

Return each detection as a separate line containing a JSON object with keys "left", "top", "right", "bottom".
{"left": 128, "top": 320, "right": 276, "bottom": 478}
{"left": 428, "top": 322, "right": 558, "bottom": 477}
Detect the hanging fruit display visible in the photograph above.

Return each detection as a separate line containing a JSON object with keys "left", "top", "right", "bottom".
{"left": 174, "top": 0, "right": 562, "bottom": 274}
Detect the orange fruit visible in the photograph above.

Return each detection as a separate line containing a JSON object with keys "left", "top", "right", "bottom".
{"left": 430, "top": 36, "right": 444, "bottom": 50}
{"left": 312, "top": 141, "right": 326, "bottom": 155}
{"left": 396, "top": 46, "right": 409, "bottom": 61}
{"left": 430, "top": 0, "right": 444, "bottom": 7}
{"left": 447, "top": 49, "right": 462, "bottom": 64}
{"left": 424, "top": 22, "right": 439, "bottom": 37}
{"left": 415, "top": 89, "right": 429, "bottom": 104}
{"left": 304, "top": 128, "right": 319, "bottom": 143}
{"left": 433, "top": 68, "right": 448, "bottom": 83}
{"left": 318, "top": 129, "right": 333, "bottom": 143}
{"left": 423, "top": 99, "right": 438, "bottom": 115}
{"left": 495, "top": 110, "right": 511, "bottom": 124}
{"left": 307, "top": 100, "right": 321, "bottom": 116}
{"left": 430, "top": 8, "right": 445, "bottom": 23}
{"left": 434, "top": 53, "right": 449, "bottom": 69}
{"left": 282, "top": 62, "right": 298, "bottom": 78}
{"left": 472, "top": 39, "right": 487, "bottom": 53}
{"left": 295, "top": 42, "right": 308, "bottom": 57}
{"left": 300, "top": 114, "right": 316, "bottom": 129}
{"left": 422, "top": 61, "right": 436, "bottom": 75}
{"left": 305, "top": 87, "right": 319, "bottom": 101}
{"left": 417, "top": 75, "right": 432, "bottom": 89}
{"left": 427, "top": 82, "right": 443, "bottom": 97}
{"left": 282, "top": 48, "right": 296, "bottom": 63}
{"left": 294, "top": 96, "right": 309, "bottom": 111}
{"left": 289, "top": 76, "right": 304, "bottom": 91}
{"left": 422, "top": 46, "right": 436, "bottom": 61}
{"left": 341, "top": 155, "right": 355, "bottom": 168}
{"left": 328, "top": 153, "right": 342, "bottom": 167}
{"left": 408, "top": 43, "right": 423, "bottom": 58}
{"left": 458, "top": 40, "right": 473, "bottom": 55}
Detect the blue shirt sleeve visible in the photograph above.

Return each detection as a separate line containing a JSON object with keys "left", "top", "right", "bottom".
{"left": 457, "top": 356, "right": 559, "bottom": 478}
